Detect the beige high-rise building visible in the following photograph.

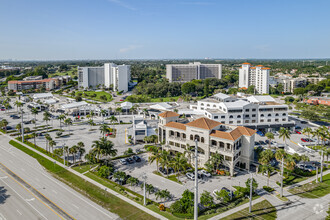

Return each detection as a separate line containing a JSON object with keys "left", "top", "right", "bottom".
{"left": 239, "top": 63, "right": 270, "bottom": 94}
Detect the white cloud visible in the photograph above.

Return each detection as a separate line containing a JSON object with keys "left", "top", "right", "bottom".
{"left": 119, "top": 45, "right": 142, "bottom": 53}
{"left": 107, "top": 0, "right": 137, "bottom": 11}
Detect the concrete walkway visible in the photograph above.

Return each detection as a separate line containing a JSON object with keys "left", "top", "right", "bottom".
{"left": 2, "top": 133, "right": 167, "bottom": 220}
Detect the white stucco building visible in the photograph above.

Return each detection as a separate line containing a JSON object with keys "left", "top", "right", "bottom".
{"left": 239, "top": 63, "right": 270, "bottom": 94}
{"left": 158, "top": 111, "right": 256, "bottom": 175}
{"left": 78, "top": 63, "right": 131, "bottom": 92}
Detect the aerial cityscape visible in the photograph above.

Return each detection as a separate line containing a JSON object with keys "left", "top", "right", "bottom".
{"left": 0, "top": 0, "right": 330, "bottom": 220}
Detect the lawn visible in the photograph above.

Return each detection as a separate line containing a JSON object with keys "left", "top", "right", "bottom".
{"left": 79, "top": 91, "right": 113, "bottom": 102}
{"left": 9, "top": 140, "right": 157, "bottom": 220}
{"left": 221, "top": 200, "right": 277, "bottom": 220}
{"left": 48, "top": 69, "right": 77, "bottom": 78}
{"left": 288, "top": 173, "right": 330, "bottom": 198}
{"left": 72, "top": 164, "right": 98, "bottom": 174}
{"left": 152, "top": 171, "right": 182, "bottom": 184}
{"left": 150, "top": 96, "right": 180, "bottom": 102}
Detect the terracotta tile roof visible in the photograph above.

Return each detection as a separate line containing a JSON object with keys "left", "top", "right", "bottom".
{"left": 240, "top": 87, "right": 248, "bottom": 90}
{"left": 158, "top": 111, "right": 179, "bottom": 118}
{"left": 8, "top": 79, "right": 53, "bottom": 84}
{"left": 256, "top": 65, "right": 264, "bottom": 67}
{"left": 165, "top": 122, "right": 186, "bottom": 130}
{"left": 262, "top": 67, "right": 271, "bottom": 70}
{"left": 210, "top": 126, "right": 256, "bottom": 141}
{"left": 242, "top": 62, "right": 251, "bottom": 65}
{"left": 250, "top": 67, "right": 256, "bottom": 69}
{"left": 186, "top": 117, "right": 221, "bottom": 130}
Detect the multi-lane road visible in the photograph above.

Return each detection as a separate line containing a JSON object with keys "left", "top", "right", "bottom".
{"left": 0, "top": 134, "right": 119, "bottom": 220}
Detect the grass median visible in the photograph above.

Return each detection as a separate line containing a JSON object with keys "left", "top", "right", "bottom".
{"left": 9, "top": 140, "right": 157, "bottom": 220}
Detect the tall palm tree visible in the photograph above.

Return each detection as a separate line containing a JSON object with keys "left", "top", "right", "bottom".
{"left": 70, "top": 145, "right": 78, "bottom": 164}
{"left": 77, "top": 141, "right": 85, "bottom": 162}
{"left": 313, "top": 127, "right": 324, "bottom": 145}
{"left": 279, "top": 127, "right": 291, "bottom": 149}
{"left": 44, "top": 134, "right": 52, "bottom": 153}
{"left": 148, "top": 148, "right": 162, "bottom": 172}
{"left": 88, "top": 119, "right": 94, "bottom": 130}
{"left": 99, "top": 124, "right": 110, "bottom": 138}
{"left": 184, "top": 145, "right": 194, "bottom": 166}
{"left": 91, "top": 137, "right": 117, "bottom": 161}
{"left": 159, "top": 151, "right": 171, "bottom": 177}
{"left": 100, "top": 109, "right": 107, "bottom": 124}
{"left": 302, "top": 127, "right": 312, "bottom": 140}
{"left": 90, "top": 110, "right": 94, "bottom": 121}
{"left": 259, "top": 149, "right": 274, "bottom": 165}
{"left": 170, "top": 153, "right": 187, "bottom": 180}
{"left": 58, "top": 114, "right": 66, "bottom": 129}
{"left": 1, "top": 119, "right": 8, "bottom": 132}
{"left": 64, "top": 118, "right": 72, "bottom": 133}
{"left": 14, "top": 100, "right": 22, "bottom": 113}
{"left": 49, "top": 140, "right": 56, "bottom": 153}
{"left": 275, "top": 149, "right": 286, "bottom": 162}
{"left": 260, "top": 164, "right": 274, "bottom": 187}
{"left": 43, "top": 111, "right": 51, "bottom": 132}
{"left": 265, "top": 132, "right": 274, "bottom": 148}
{"left": 109, "top": 115, "right": 117, "bottom": 129}
{"left": 285, "top": 156, "right": 296, "bottom": 171}
{"left": 32, "top": 132, "right": 37, "bottom": 147}
{"left": 31, "top": 108, "right": 39, "bottom": 129}
{"left": 16, "top": 123, "right": 22, "bottom": 139}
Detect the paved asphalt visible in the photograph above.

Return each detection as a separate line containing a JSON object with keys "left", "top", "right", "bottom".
{"left": 0, "top": 134, "right": 119, "bottom": 220}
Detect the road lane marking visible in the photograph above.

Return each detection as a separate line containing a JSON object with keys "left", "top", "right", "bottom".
{"left": 0, "top": 163, "right": 74, "bottom": 220}
{"left": 16, "top": 210, "right": 22, "bottom": 215}
{"left": 52, "top": 190, "right": 58, "bottom": 194}
{"left": 25, "top": 198, "right": 35, "bottom": 202}
{"left": 72, "top": 204, "right": 79, "bottom": 209}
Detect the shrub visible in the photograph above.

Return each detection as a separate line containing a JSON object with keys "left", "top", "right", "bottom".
{"left": 159, "top": 204, "right": 165, "bottom": 211}
{"left": 98, "top": 165, "right": 110, "bottom": 178}
{"left": 263, "top": 186, "right": 275, "bottom": 193}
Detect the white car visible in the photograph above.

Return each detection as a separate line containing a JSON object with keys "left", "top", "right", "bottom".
{"left": 186, "top": 172, "right": 195, "bottom": 180}
{"left": 119, "top": 159, "right": 127, "bottom": 165}
{"left": 200, "top": 170, "right": 211, "bottom": 178}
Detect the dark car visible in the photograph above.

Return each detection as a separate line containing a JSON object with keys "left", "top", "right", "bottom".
{"left": 255, "top": 141, "right": 260, "bottom": 146}
{"left": 295, "top": 126, "right": 302, "bottom": 130}
{"left": 126, "top": 157, "right": 134, "bottom": 164}
{"left": 159, "top": 167, "right": 168, "bottom": 175}
{"left": 4, "top": 126, "right": 13, "bottom": 130}
{"left": 132, "top": 155, "right": 141, "bottom": 162}
{"left": 259, "top": 141, "right": 266, "bottom": 145}
{"left": 23, "top": 120, "right": 32, "bottom": 124}
{"left": 301, "top": 121, "right": 308, "bottom": 124}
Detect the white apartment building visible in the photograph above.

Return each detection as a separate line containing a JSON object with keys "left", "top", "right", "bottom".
{"left": 190, "top": 93, "right": 294, "bottom": 131}
{"left": 239, "top": 63, "right": 270, "bottom": 94}
{"left": 166, "top": 62, "right": 222, "bottom": 82}
{"left": 158, "top": 111, "right": 256, "bottom": 175}
{"left": 78, "top": 63, "right": 131, "bottom": 92}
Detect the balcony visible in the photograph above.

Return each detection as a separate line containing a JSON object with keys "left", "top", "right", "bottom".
{"left": 168, "top": 135, "right": 186, "bottom": 142}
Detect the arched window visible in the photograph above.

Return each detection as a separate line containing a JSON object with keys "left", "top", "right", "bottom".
{"left": 237, "top": 115, "right": 241, "bottom": 118}
{"left": 261, "top": 114, "right": 264, "bottom": 117}
{"left": 207, "top": 104, "right": 210, "bottom": 107}
{"left": 282, "top": 113, "right": 286, "bottom": 116}
{"left": 201, "top": 137, "right": 205, "bottom": 143}
{"left": 183, "top": 134, "right": 186, "bottom": 139}
{"left": 268, "top": 114, "right": 271, "bottom": 117}
{"left": 176, "top": 132, "right": 180, "bottom": 137}
{"left": 275, "top": 113, "right": 279, "bottom": 116}
{"left": 170, "top": 130, "right": 174, "bottom": 136}
{"left": 211, "top": 140, "right": 217, "bottom": 146}
{"left": 194, "top": 135, "right": 200, "bottom": 142}
{"left": 201, "top": 103, "right": 204, "bottom": 106}
{"left": 219, "top": 142, "right": 225, "bottom": 148}
{"left": 229, "top": 115, "right": 233, "bottom": 118}
{"left": 190, "top": 135, "right": 193, "bottom": 140}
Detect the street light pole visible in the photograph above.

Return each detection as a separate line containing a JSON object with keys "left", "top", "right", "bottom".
{"left": 280, "top": 157, "right": 284, "bottom": 197}
{"left": 320, "top": 150, "right": 323, "bottom": 182}
{"left": 316, "top": 166, "right": 318, "bottom": 183}
{"left": 142, "top": 173, "right": 147, "bottom": 206}
{"left": 21, "top": 110, "right": 24, "bottom": 143}
{"left": 249, "top": 172, "right": 253, "bottom": 213}
{"left": 194, "top": 139, "right": 198, "bottom": 220}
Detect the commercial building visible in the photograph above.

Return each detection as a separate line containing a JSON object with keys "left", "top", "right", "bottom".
{"left": 158, "top": 111, "right": 256, "bottom": 175}
{"left": 8, "top": 76, "right": 71, "bottom": 92}
{"left": 189, "top": 93, "right": 294, "bottom": 131}
{"left": 166, "top": 62, "right": 222, "bottom": 82}
{"left": 239, "top": 63, "right": 270, "bottom": 94}
{"left": 78, "top": 63, "right": 131, "bottom": 92}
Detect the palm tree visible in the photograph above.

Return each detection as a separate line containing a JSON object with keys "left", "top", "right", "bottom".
{"left": 49, "top": 140, "right": 56, "bottom": 153}
{"left": 260, "top": 164, "right": 274, "bottom": 187}
{"left": 275, "top": 149, "right": 286, "bottom": 162}
{"left": 14, "top": 100, "right": 23, "bottom": 113}
{"left": 143, "top": 108, "right": 148, "bottom": 118}
{"left": 31, "top": 108, "right": 39, "bottom": 129}
{"left": 184, "top": 145, "right": 194, "bottom": 166}
{"left": 90, "top": 110, "right": 94, "bottom": 120}
{"left": 127, "top": 177, "right": 139, "bottom": 191}
{"left": 302, "top": 127, "right": 312, "bottom": 140}
{"left": 259, "top": 149, "right": 274, "bottom": 165}
{"left": 88, "top": 119, "right": 94, "bottom": 130}
{"left": 146, "top": 184, "right": 154, "bottom": 198}
{"left": 110, "top": 115, "right": 117, "bottom": 128}
{"left": 170, "top": 153, "right": 187, "bottom": 180}
{"left": 1, "top": 119, "right": 9, "bottom": 132}
{"left": 265, "top": 132, "right": 274, "bottom": 148}
{"left": 44, "top": 134, "right": 52, "bottom": 153}
{"left": 16, "top": 123, "right": 22, "bottom": 139}
{"left": 99, "top": 124, "right": 110, "bottom": 138}
{"left": 77, "top": 141, "right": 85, "bottom": 163}
{"left": 285, "top": 156, "right": 296, "bottom": 171}
{"left": 69, "top": 145, "right": 79, "bottom": 164}
{"left": 210, "top": 152, "right": 223, "bottom": 171}
{"left": 279, "top": 127, "right": 291, "bottom": 149}
{"left": 91, "top": 137, "right": 117, "bottom": 161}
{"left": 159, "top": 151, "right": 171, "bottom": 177}
{"left": 43, "top": 111, "right": 51, "bottom": 132}
{"left": 148, "top": 148, "right": 162, "bottom": 172}
{"left": 64, "top": 118, "right": 73, "bottom": 133}
{"left": 31, "top": 132, "right": 37, "bottom": 147}
{"left": 100, "top": 109, "right": 107, "bottom": 124}
{"left": 313, "top": 127, "right": 324, "bottom": 145}
{"left": 58, "top": 114, "right": 66, "bottom": 129}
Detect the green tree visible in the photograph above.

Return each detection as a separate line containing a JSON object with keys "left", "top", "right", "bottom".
{"left": 258, "top": 149, "right": 274, "bottom": 165}
{"left": 181, "top": 82, "right": 196, "bottom": 94}
{"left": 99, "top": 124, "right": 110, "bottom": 138}
{"left": 302, "top": 127, "right": 312, "bottom": 139}
{"left": 265, "top": 132, "right": 274, "bottom": 148}
{"left": 30, "top": 108, "right": 39, "bottom": 129}
{"left": 64, "top": 118, "right": 72, "bottom": 133}
{"left": 148, "top": 148, "right": 162, "bottom": 172}
{"left": 200, "top": 190, "right": 214, "bottom": 208}
{"left": 127, "top": 177, "right": 139, "bottom": 191}
{"left": 260, "top": 164, "right": 274, "bottom": 187}
{"left": 58, "top": 114, "right": 66, "bottom": 129}
{"left": 215, "top": 189, "right": 230, "bottom": 203}
{"left": 98, "top": 165, "right": 110, "bottom": 178}
{"left": 301, "top": 110, "right": 320, "bottom": 121}
{"left": 279, "top": 127, "right": 291, "bottom": 149}
{"left": 170, "top": 153, "right": 187, "bottom": 180}
{"left": 159, "top": 150, "right": 171, "bottom": 177}
{"left": 245, "top": 177, "right": 258, "bottom": 194}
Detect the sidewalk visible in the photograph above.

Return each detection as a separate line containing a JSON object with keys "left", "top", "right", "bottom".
{"left": 208, "top": 197, "right": 265, "bottom": 220}
{"left": 1, "top": 133, "right": 167, "bottom": 220}
{"left": 285, "top": 169, "right": 330, "bottom": 190}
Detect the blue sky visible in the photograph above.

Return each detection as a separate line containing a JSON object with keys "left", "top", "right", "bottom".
{"left": 0, "top": 0, "right": 330, "bottom": 60}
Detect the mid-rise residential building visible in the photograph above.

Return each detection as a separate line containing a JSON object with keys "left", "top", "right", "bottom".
{"left": 8, "top": 76, "right": 71, "bottom": 92}
{"left": 78, "top": 63, "right": 131, "bottom": 92}
{"left": 158, "top": 111, "right": 256, "bottom": 175}
{"left": 239, "top": 63, "right": 270, "bottom": 94}
{"left": 189, "top": 93, "right": 294, "bottom": 131}
{"left": 304, "top": 97, "right": 330, "bottom": 106}
{"left": 275, "top": 74, "right": 326, "bottom": 93}
{"left": 166, "top": 62, "right": 222, "bottom": 82}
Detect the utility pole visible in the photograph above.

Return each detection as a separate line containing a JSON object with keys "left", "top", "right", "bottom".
{"left": 320, "top": 150, "right": 323, "bottom": 182}
{"left": 21, "top": 110, "right": 24, "bottom": 143}
{"left": 249, "top": 172, "right": 253, "bottom": 213}
{"left": 62, "top": 142, "right": 66, "bottom": 166}
{"left": 194, "top": 139, "right": 198, "bottom": 220}
{"left": 316, "top": 166, "right": 318, "bottom": 183}
{"left": 142, "top": 173, "right": 147, "bottom": 206}
{"left": 280, "top": 157, "right": 284, "bottom": 197}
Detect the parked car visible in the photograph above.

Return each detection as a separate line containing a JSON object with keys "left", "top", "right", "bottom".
{"left": 295, "top": 126, "right": 302, "bottom": 130}
{"left": 301, "top": 121, "right": 308, "bottom": 124}
{"left": 274, "top": 131, "right": 279, "bottom": 136}
{"left": 256, "top": 131, "right": 264, "bottom": 136}
{"left": 200, "top": 170, "right": 211, "bottom": 178}
{"left": 23, "top": 120, "right": 32, "bottom": 124}
{"left": 255, "top": 141, "right": 260, "bottom": 146}
{"left": 301, "top": 138, "right": 307, "bottom": 142}
{"left": 213, "top": 187, "right": 234, "bottom": 198}
{"left": 259, "top": 141, "right": 266, "bottom": 145}
{"left": 105, "top": 133, "right": 113, "bottom": 136}
{"left": 126, "top": 157, "right": 134, "bottom": 164}
{"left": 10, "top": 115, "right": 20, "bottom": 119}
{"left": 132, "top": 155, "right": 141, "bottom": 162}
{"left": 295, "top": 130, "right": 302, "bottom": 134}
{"left": 186, "top": 172, "right": 195, "bottom": 180}
{"left": 119, "top": 159, "right": 127, "bottom": 165}
{"left": 159, "top": 167, "right": 168, "bottom": 175}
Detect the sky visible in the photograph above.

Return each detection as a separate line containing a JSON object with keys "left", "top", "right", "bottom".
{"left": 0, "top": 0, "right": 330, "bottom": 60}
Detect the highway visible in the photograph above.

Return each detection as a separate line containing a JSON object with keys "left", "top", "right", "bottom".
{"left": 0, "top": 134, "right": 119, "bottom": 220}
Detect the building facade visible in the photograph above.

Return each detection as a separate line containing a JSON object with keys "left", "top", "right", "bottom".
{"left": 166, "top": 62, "right": 222, "bottom": 82}
{"left": 78, "top": 63, "right": 131, "bottom": 92}
{"left": 239, "top": 63, "right": 270, "bottom": 94}
{"left": 189, "top": 93, "right": 294, "bottom": 131}
{"left": 158, "top": 111, "right": 256, "bottom": 175}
